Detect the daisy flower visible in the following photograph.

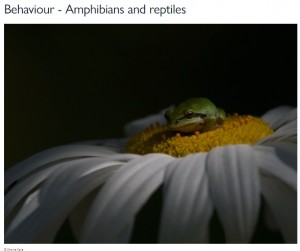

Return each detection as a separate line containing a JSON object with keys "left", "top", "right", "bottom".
{"left": 4, "top": 105, "right": 297, "bottom": 243}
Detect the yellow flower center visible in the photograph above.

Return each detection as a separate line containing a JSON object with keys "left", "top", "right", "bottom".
{"left": 126, "top": 114, "right": 274, "bottom": 157}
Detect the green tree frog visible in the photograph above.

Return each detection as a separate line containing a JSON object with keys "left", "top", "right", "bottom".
{"left": 164, "top": 98, "right": 226, "bottom": 133}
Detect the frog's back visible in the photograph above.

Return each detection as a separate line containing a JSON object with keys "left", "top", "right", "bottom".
{"left": 178, "top": 97, "right": 217, "bottom": 113}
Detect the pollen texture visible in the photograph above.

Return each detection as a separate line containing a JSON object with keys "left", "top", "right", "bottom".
{"left": 126, "top": 115, "right": 274, "bottom": 157}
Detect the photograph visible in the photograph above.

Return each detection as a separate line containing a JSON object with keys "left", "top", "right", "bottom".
{"left": 4, "top": 24, "right": 297, "bottom": 244}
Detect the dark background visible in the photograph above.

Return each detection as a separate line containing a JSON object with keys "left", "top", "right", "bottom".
{"left": 5, "top": 24, "right": 297, "bottom": 168}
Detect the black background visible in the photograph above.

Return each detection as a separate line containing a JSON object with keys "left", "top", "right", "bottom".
{"left": 5, "top": 24, "right": 297, "bottom": 168}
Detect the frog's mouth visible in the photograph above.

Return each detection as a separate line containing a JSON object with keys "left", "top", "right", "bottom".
{"left": 168, "top": 120, "right": 204, "bottom": 133}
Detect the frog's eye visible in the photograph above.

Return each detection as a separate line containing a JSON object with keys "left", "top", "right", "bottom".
{"left": 185, "top": 111, "right": 194, "bottom": 119}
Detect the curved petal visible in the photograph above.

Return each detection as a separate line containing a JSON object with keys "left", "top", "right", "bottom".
{"left": 124, "top": 108, "right": 171, "bottom": 137}
{"left": 207, "top": 145, "right": 260, "bottom": 243}
{"left": 257, "top": 119, "right": 297, "bottom": 144}
{"left": 5, "top": 166, "right": 56, "bottom": 218}
{"left": 274, "top": 119, "right": 297, "bottom": 142}
{"left": 261, "top": 106, "right": 296, "bottom": 130}
{"left": 276, "top": 118, "right": 297, "bottom": 132}
{"left": 260, "top": 175, "right": 297, "bottom": 243}
{"left": 5, "top": 158, "right": 123, "bottom": 243}
{"left": 5, "top": 144, "right": 116, "bottom": 189}
{"left": 6, "top": 190, "right": 40, "bottom": 235}
{"left": 158, "top": 153, "right": 213, "bottom": 243}
{"left": 69, "top": 153, "right": 139, "bottom": 240}
{"left": 254, "top": 142, "right": 297, "bottom": 189}
{"left": 5, "top": 158, "right": 102, "bottom": 218}
{"left": 74, "top": 138, "right": 128, "bottom": 152}
{"left": 69, "top": 189, "right": 99, "bottom": 240}
{"left": 263, "top": 141, "right": 297, "bottom": 171}
{"left": 257, "top": 134, "right": 296, "bottom": 145}
{"left": 80, "top": 154, "right": 174, "bottom": 243}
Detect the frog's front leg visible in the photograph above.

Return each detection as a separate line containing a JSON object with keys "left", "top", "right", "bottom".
{"left": 200, "top": 117, "right": 223, "bottom": 132}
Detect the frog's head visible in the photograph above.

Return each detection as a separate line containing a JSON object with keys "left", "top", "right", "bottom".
{"left": 164, "top": 98, "right": 219, "bottom": 133}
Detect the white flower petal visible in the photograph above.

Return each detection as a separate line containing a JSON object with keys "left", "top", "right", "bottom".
{"left": 207, "top": 145, "right": 260, "bottom": 243}
{"left": 158, "top": 153, "right": 213, "bottom": 243}
{"left": 69, "top": 189, "right": 99, "bottom": 240}
{"left": 124, "top": 108, "right": 171, "bottom": 137}
{"left": 277, "top": 117, "right": 297, "bottom": 130}
{"left": 261, "top": 106, "right": 296, "bottom": 130}
{"left": 5, "top": 161, "right": 64, "bottom": 218}
{"left": 274, "top": 119, "right": 297, "bottom": 136}
{"left": 5, "top": 158, "right": 123, "bottom": 243}
{"left": 264, "top": 141, "right": 297, "bottom": 171}
{"left": 260, "top": 175, "right": 297, "bottom": 243}
{"left": 257, "top": 119, "right": 297, "bottom": 144}
{"left": 5, "top": 157, "right": 110, "bottom": 219}
{"left": 6, "top": 190, "right": 40, "bottom": 235}
{"left": 254, "top": 142, "right": 297, "bottom": 189}
{"left": 74, "top": 138, "right": 128, "bottom": 152}
{"left": 5, "top": 153, "right": 135, "bottom": 221}
{"left": 257, "top": 133, "right": 296, "bottom": 144}
{"left": 80, "top": 154, "right": 174, "bottom": 243}
{"left": 69, "top": 154, "right": 140, "bottom": 240}
{"left": 5, "top": 144, "right": 115, "bottom": 189}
